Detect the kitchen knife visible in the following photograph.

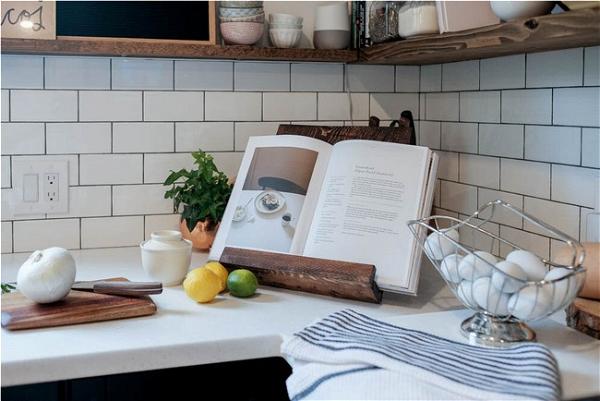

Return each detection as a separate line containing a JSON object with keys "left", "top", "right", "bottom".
{"left": 71, "top": 281, "right": 163, "bottom": 297}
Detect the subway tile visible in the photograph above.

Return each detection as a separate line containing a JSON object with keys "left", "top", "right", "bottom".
{"left": 144, "top": 153, "right": 194, "bottom": 184}
{"left": 234, "top": 122, "right": 280, "bottom": 151}
{"left": 527, "top": 48, "right": 583, "bottom": 88}
{"left": 523, "top": 197, "right": 580, "bottom": 240}
{"left": 459, "top": 154, "right": 500, "bottom": 189}
{"left": 12, "top": 155, "right": 79, "bottom": 185}
{"left": 346, "top": 65, "right": 395, "bottom": 92}
{"left": 291, "top": 63, "right": 344, "bottom": 92}
{"left": 112, "top": 58, "right": 173, "bottom": 90}
{"left": 81, "top": 216, "right": 143, "bottom": 248}
{"left": 145, "top": 214, "right": 181, "bottom": 239}
{"left": 418, "top": 121, "right": 440, "bottom": 149}
{"left": 263, "top": 92, "right": 316, "bottom": 121}
{"left": 1, "top": 221, "right": 12, "bottom": 253}
{"left": 457, "top": 215, "right": 500, "bottom": 256}
{"left": 174, "top": 60, "right": 233, "bottom": 90}
{"left": 48, "top": 186, "right": 111, "bottom": 219}
{"left": 480, "top": 54, "right": 525, "bottom": 90}
{"left": 176, "top": 122, "right": 234, "bottom": 152}
{"left": 395, "top": 66, "right": 420, "bottom": 92}
{"left": 440, "top": 180, "right": 478, "bottom": 215}
{"left": 440, "top": 122, "right": 478, "bottom": 153}
{"left": 80, "top": 91, "right": 142, "bottom": 121}
{"left": 420, "top": 64, "right": 441, "bottom": 92}
{"left": 479, "top": 124, "right": 523, "bottom": 158}
{"left": 584, "top": 46, "right": 600, "bottom": 86}
{"left": 1, "top": 123, "right": 45, "bottom": 154}
{"left": 11, "top": 90, "right": 77, "bottom": 122}
{"left": 113, "top": 184, "right": 173, "bottom": 215}
{"left": 419, "top": 93, "right": 426, "bottom": 120}
{"left": 46, "top": 123, "right": 111, "bottom": 154}
{"left": 2, "top": 90, "right": 9, "bottom": 122}
{"left": 582, "top": 128, "right": 600, "bottom": 168}
{"left": 80, "top": 154, "right": 143, "bottom": 185}
{"left": 14, "top": 219, "right": 80, "bottom": 252}
{"left": 442, "top": 60, "right": 479, "bottom": 91}
{"left": 499, "top": 225, "right": 549, "bottom": 260}
{"left": 425, "top": 92, "right": 459, "bottom": 121}
{"left": 432, "top": 208, "right": 459, "bottom": 229}
{"left": 478, "top": 188, "right": 523, "bottom": 228}
{"left": 210, "top": 152, "right": 244, "bottom": 178}
{"left": 460, "top": 91, "right": 500, "bottom": 123}
{"left": 580, "top": 207, "right": 600, "bottom": 242}
{"left": 318, "top": 93, "right": 368, "bottom": 121}
{"left": 1, "top": 55, "right": 43, "bottom": 89}
{"left": 113, "top": 122, "right": 174, "bottom": 153}
{"left": 1, "top": 157, "right": 10, "bottom": 188}
{"left": 524, "top": 125, "right": 581, "bottom": 165}
{"left": 45, "top": 56, "right": 110, "bottom": 89}
{"left": 370, "top": 93, "right": 418, "bottom": 121}
{"left": 205, "top": 92, "right": 261, "bottom": 121}
{"left": 433, "top": 180, "right": 441, "bottom": 208}
{"left": 552, "top": 165, "right": 599, "bottom": 209}
{"left": 553, "top": 87, "right": 600, "bottom": 127}
{"left": 501, "top": 89, "right": 552, "bottom": 124}
{"left": 144, "top": 91, "right": 204, "bottom": 121}
{"left": 435, "top": 151, "right": 458, "bottom": 181}
{"left": 501, "top": 159, "right": 550, "bottom": 198}
{"left": 234, "top": 62, "right": 289, "bottom": 91}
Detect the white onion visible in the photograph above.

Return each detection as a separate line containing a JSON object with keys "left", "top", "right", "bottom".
{"left": 17, "top": 247, "right": 76, "bottom": 303}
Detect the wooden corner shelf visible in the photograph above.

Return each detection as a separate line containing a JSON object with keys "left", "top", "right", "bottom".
{"left": 360, "top": 8, "right": 600, "bottom": 65}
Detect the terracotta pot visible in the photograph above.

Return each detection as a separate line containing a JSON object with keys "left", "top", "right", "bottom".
{"left": 179, "top": 219, "right": 220, "bottom": 251}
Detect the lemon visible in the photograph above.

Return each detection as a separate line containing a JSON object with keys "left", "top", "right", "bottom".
{"left": 183, "top": 268, "right": 221, "bottom": 303}
{"left": 204, "top": 261, "right": 229, "bottom": 292}
{"left": 227, "top": 269, "right": 258, "bottom": 298}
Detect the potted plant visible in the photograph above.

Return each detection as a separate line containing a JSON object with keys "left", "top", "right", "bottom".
{"left": 164, "top": 150, "right": 232, "bottom": 250}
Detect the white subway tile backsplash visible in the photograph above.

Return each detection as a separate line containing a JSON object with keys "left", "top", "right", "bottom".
{"left": 440, "top": 180, "right": 478, "bottom": 214}
{"left": 11, "top": 90, "right": 77, "bottom": 122}
{"left": 235, "top": 62, "right": 289, "bottom": 91}
{"left": 80, "top": 91, "right": 142, "bottom": 121}
{"left": 499, "top": 225, "right": 549, "bottom": 260}
{"left": 395, "top": 66, "right": 420, "bottom": 92}
{"left": 442, "top": 60, "right": 479, "bottom": 91}
{"left": 552, "top": 165, "right": 599, "bottom": 209}
{"left": 48, "top": 186, "right": 111, "bottom": 219}
{"left": 478, "top": 188, "right": 523, "bottom": 228}
{"left": 234, "top": 122, "right": 280, "bottom": 151}
{"left": 441, "top": 122, "right": 478, "bottom": 153}
{"left": 144, "top": 153, "right": 194, "bottom": 184}
{"left": 584, "top": 46, "right": 600, "bottom": 86}
{"left": 419, "top": 93, "right": 426, "bottom": 120}
{"left": 501, "top": 89, "right": 552, "bottom": 125}
{"left": 113, "top": 122, "right": 174, "bottom": 153}
{"left": 1, "top": 123, "right": 45, "bottom": 154}
{"left": 176, "top": 122, "right": 234, "bottom": 152}
{"left": 527, "top": 48, "right": 583, "bottom": 88}
{"left": 45, "top": 56, "right": 110, "bottom": 89}
{"left": 12, "top": 155, "right": 79, "bottom": 185}
{"left": 113, "top": 184, "right": 173, "bottom": 215}
{"left": 205, "top": 92, "right": 261, "bottom": 121}
{"left": 524, "top": 125, "right": 581, "bottom": 165}
{"left": 459, "top": 154, "right": 500, "bottom": 189}
{"left": 1, "top": 157, "right": 10, "bottom": 188}
{"left": 112, "top": 58, "right": 173, "bottom": 90}
{"left": 14, "top": 219, "right": 80, "bottom": 252}
{"left": 46, "top": 123, "right": 111, "bottom": 154}
{"left": 523, "top": 197, "right": 580, "bottom": 240}
{"left": 435, "top": 151, "right": 458, "bottom": 181}
{"left": 318, "top": 93, "right": 368, "bottom": 121}
{"left": 346, "top": 65, "right": 395, "bottom": 92}
{"left": 425, "top": 92, "right": 459, "bottom": 121}
{"left": 1, "top": 55, "right": 43, "bottom": 89}
{"left": 145, "top": 214, "right": 180, "bottom": 239}
{"left": 418, "top": 121, "right": 440, "bottom": 149}
{"left": 479, "top": 124, "right": 523, "bottom": 158}
{"left": 210, "top": 152, "right": 244, "bottom": 178}
{"left": 553, "top": 87, "right": 600, "bottom": 127}
{"left": 370, "top": 93, "right": 418, "bottom": 121}
{"left": 263, "top": 92, "right": 316, "bottom": 121}
{"left": 81, "top": 216, "right": 143, "bottom": 248}
{"left": 291, "top": 63, "right": 343, "bottom": 92}
{"left": 501, "top": 159, "right": 550, "bottom": 198}
{"left": 1, "top": 221, "right": 12, "bottom": 253}
{"left": 582, "top": 128, "right": 600, "bottom": 168}
{"left": 175, "top": 60, "right": 233, "bottom": 90}
{"left": 460, "top": 91, "right": 500, "bottom": 123}
{"left": 80, "top": 154, "right": 143, "bottom": 185}
{"left": 144, "top": 91, "right": 204, "bottom": 121}
{"left": 420, "top": 64, "right": 441, "bottom": 92}
{"left": 2, "top": 90, "right": 9, "bottom": 122}
{"left": 480, "top": 54, "right": 525, "bottom": 90}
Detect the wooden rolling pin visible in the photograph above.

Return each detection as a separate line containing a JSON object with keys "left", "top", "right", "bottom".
{"left": 554, "top": 242, "right": 600, "bottom": 300}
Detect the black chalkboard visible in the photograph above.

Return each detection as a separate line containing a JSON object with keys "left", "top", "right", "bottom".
{"left": 56, "top": 1, "right": 212, "bottom": 41}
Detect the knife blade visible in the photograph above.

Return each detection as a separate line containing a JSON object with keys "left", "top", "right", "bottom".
{"left": 71, "top": 280, "right": 163, "bottom": 297}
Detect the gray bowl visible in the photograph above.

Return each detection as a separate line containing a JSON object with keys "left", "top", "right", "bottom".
{"left": 313, "top": 30, "right": 350, "bottom": 50}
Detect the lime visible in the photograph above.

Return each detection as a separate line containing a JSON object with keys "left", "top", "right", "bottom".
{"left": 204, "top": 261, "right": 229, "bottom": 292}
{"left": 183, "top": 267, "right": 221, "bottom": 303}
{"left": 227, "top": 269, "right": 258, "bottom": 298}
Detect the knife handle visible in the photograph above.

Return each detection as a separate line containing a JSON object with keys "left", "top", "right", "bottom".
{"left": 93, "top": 281, "right": 163, "bottom": 297}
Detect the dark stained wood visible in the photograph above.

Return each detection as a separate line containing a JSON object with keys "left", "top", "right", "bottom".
{"left": 1, "top": 278, "right": 157, "bottom": 330}
{"left": 360, "top": 8, "right": 600, "bottom": 65}
{"left": 277, "top": 123, "right": 414, "bottom": 145}
{"left": 220, "top": 247, "right": 383, "bottom": 304}
{"left": 566, "top": 297, "right": 600, "bottom": 339}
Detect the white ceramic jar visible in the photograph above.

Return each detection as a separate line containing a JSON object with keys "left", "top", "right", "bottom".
{"left": 140, "top": 230, "right": 192, "bottom": 286}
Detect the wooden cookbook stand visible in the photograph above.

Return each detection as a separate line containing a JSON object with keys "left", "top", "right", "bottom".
{"left": 219, "top": 118, "right": 416, "bottom": 304}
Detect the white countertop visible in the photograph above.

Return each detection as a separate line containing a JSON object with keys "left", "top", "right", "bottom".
{"left": 1, "top": 247, "right": 599, "bottom": 400}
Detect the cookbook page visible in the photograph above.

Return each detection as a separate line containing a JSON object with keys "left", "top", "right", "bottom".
{"left": 302, "top": 140, "right": 431, "bottom": 290}
{"left": 210, "top": 135, "right": 332, "bottom": 260}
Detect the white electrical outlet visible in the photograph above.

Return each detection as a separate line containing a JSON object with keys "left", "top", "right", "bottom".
{"left": 12, "top": 159, "right": 69, "bottom": 215}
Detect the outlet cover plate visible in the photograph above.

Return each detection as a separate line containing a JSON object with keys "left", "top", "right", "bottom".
{"left": 12, "top": 159, "right": 69, "bottom": 215}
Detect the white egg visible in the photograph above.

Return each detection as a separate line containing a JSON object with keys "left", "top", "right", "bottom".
{"left": 544, "top": 268, "right": 578, "bottom": 310}
{"left": 440, "top": 254, "right": 463, "bottom": 283}
{"left": 456, "top": 280, "right": 476, "bottom": 308}
{"left": 506, "top": 250, "right": 547, "bottom": 281}
{"left": 472, "top": 277, "right": 510, "bottom": 316}
{"left": 508, "top": 285, "right": 552, "bottom": 321}
{"left": 424, "top": 229, "right": 459, "bottom": 260}
{"left": 458, "top": 251, "right": 497, "bottom": 281}
{"left": 491, "top": 260, "right": 527, "bottom": 293}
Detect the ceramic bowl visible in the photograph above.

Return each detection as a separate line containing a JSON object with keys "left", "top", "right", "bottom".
{"left": 220, "top": 12, "right": 265, "bottom": 23}
{"left": 269, "top": 22, "right": 302, "bottom": 29}
{"left": 220, "top": 1, "right": 263, "bottom": 8}
{"left": 269, "top": 13, "right": 303, "bottom": 25}
{"left": 219, "top": 6, "right": 263, "bottom": 18}
{"left": 269, "top": 28, "right": 302, "bottom": 48}
{"left": 220, "top": 22, "right": 265, "bottom": 45}
{"left": 140, "top": 230, "right": 192, "bottom": 286}
{"left": 490, "top": 1, "right": 554, "bottom": 21}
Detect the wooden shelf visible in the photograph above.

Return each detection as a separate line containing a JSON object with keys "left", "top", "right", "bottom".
{"left": 360, "top": 8, "right": 600, "bottom": 65}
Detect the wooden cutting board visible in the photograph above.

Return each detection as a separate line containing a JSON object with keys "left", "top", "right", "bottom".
{"left": 566, "top": 297, "right": 600, "bottom": 339}
{"left": 1, "top": 278, "right": 157, "bottom": 330}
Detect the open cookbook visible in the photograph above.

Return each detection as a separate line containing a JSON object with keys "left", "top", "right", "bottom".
{"left": 210, "top": 135, "right": 439, "bottom": 295}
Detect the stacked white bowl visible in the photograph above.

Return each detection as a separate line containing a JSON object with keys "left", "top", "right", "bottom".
{"left": 269, "top": 13, "right": 303, "bottom": 49}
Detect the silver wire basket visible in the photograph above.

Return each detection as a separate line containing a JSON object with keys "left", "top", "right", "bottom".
{"left": 407, "top": 200, "right": 586, "bottom": 346}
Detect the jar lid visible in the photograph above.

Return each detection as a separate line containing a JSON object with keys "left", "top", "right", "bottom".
{"left": 141, "top": 230, "right": 192, "bottom": 251}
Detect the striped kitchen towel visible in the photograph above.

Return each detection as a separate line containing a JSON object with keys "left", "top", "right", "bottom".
{"left": 281, "top": 309, "right": 561, "bottom": 401}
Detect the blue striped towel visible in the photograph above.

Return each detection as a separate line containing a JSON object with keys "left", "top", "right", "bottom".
{"left": 281, "top": 309, "right": 561, "bottom": 401}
